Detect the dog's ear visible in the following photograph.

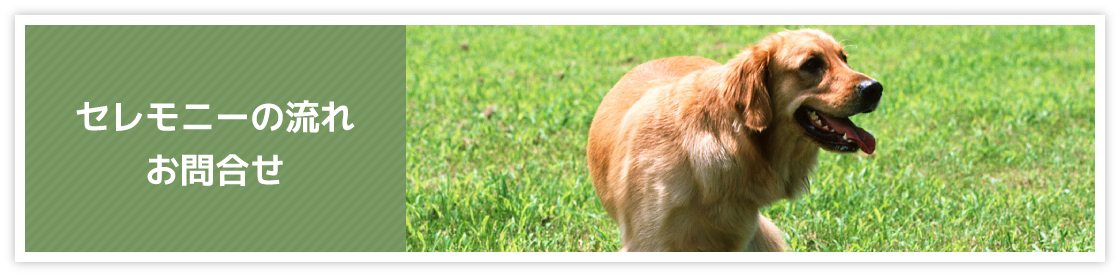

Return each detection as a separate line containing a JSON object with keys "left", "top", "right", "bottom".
{"left": 721, "top": 45, "right": 772, "bottom": 132}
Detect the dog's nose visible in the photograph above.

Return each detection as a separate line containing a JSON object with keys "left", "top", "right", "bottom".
{"left": 858, "top": 79, "right": 882, "bottom": 112}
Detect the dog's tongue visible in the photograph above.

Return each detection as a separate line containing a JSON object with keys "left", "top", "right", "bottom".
{"left": 819, "top": 114, "right": 876, "bottom": 155}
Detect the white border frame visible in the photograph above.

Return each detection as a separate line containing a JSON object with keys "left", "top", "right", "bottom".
{"left": 13, "top": 15, "right": 1105, "bottom": 263}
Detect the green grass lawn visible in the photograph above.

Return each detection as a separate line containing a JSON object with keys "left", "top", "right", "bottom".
{"left": 405, "top": 25, "right": 1095, "bottom": 252}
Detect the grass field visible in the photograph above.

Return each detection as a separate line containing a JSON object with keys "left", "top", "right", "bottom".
{"left": 405, "top": 25, "right": 1095, "bottom": 252}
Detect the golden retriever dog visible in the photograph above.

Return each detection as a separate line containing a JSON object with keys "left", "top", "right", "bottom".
{"left": 586, "top": 29, "right": 882, "bottom": 252}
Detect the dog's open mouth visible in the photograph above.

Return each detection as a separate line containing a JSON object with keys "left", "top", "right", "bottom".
{"left": 794, "top": 106, "right": 876, "bottom": 155}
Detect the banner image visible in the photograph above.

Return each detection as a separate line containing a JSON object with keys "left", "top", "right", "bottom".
{"left": 14, "top": 16, "right": 1101, "bottom": 262}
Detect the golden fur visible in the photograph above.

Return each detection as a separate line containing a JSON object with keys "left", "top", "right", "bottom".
{"left": 586, "top": 29, "right": 879, "bottom": 251}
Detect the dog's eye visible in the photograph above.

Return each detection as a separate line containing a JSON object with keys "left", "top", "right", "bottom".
{"left": 840, "top": 53, "right": 848, "bottom": 63}
{"left": 800, "top": 57, "right": 824, "bottom": 72}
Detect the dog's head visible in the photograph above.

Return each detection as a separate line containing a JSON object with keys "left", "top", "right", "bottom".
{"left": 717, "top": 29, "right": 881, "bottom": 155}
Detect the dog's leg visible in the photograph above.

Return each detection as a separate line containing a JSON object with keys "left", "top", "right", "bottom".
{"left": 743, "top": 213, "right": 789, "bottom": 252}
